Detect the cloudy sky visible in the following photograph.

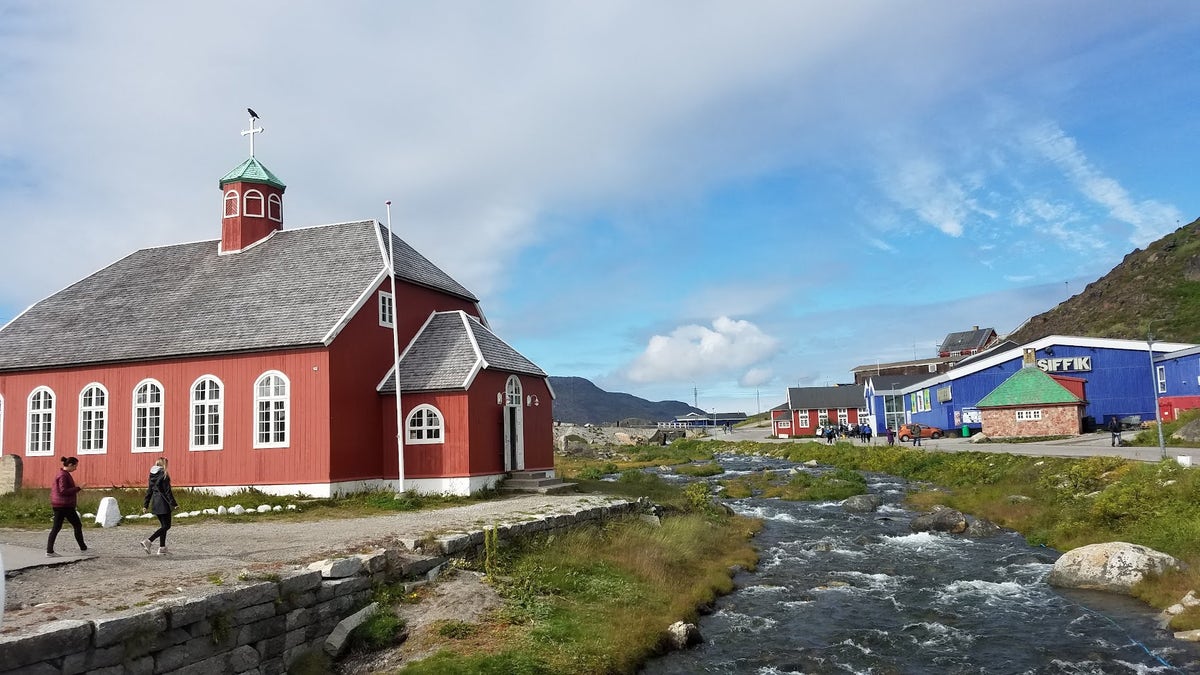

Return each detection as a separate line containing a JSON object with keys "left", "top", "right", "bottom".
{"left": 2, "top": 2, "right": 1198, "bottom": 416}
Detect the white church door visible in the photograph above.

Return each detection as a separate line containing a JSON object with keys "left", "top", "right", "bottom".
{"left": 502, "top": 375, "right": 525, "bottom": 472}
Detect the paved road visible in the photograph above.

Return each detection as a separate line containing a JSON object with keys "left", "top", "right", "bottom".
{"left": 715, "top": 424, "right": 1197, "bottom": 464}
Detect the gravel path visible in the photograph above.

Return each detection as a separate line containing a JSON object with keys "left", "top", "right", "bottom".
{"left": 0, "top": 493, "right": 619, "bottom": 635}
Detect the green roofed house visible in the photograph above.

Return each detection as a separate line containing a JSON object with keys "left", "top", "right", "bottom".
{"left": 976, "top": 349, "right": 1087, "bottom": 438}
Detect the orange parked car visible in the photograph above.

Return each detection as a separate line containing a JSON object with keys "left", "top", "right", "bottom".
{"left": 897, "top": 423, "right": 943, "bottom": 442}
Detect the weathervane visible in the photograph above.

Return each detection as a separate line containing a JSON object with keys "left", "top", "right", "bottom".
{"left": 242, "top": 108, "right": 263, "bottom": 157}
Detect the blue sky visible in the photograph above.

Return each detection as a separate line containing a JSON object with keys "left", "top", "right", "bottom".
{"left": 1, "top": 2, "right": 1198, "bottom": 416}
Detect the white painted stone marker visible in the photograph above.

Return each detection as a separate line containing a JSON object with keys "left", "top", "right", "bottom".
{"left": 95, "top": 497, "right": 122, "bottom": 528}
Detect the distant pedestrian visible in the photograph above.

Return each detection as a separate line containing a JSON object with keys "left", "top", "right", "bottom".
{"left": 47, "top": 456, "right": 87, "bottom": 558}
{"left": 1108, "top": 417, "right": 1122, "bottom": 447}
{"left": 862, "top": 425, "right": 873, "bottom": 444}
{"left": 825, "top": 427, "right": 836, "bottom": 444}
{"left": 886, "top": 427, "right": 895, "bottom": 446}
{"left": 140, "top": 457, "right": 179, "bottom": 556}
{"left": 911, "top": 423, "right": 922, "bottom": 447}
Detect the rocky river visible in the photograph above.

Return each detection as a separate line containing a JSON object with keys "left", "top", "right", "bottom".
{"left": 642, "top": 453, "right": 1200, "bottom": 674}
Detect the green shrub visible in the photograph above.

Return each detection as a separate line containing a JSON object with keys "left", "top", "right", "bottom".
{"left": 349, "top": 609, "right": 406, "bottom": 651}
{"left": 675, "top": 462, "right": 723, "bottom": 477}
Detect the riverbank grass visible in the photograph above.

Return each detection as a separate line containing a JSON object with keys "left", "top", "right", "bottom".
{"left": 396, "top": 513, "right": 760, "bottom": 674}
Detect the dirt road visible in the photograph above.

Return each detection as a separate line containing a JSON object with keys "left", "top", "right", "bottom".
{"left": 0, "top": 493, "right": 619, "bottom": 636}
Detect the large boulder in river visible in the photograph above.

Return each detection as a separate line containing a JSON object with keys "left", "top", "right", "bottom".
{"left": 909, "top": 506, "right": 967, "bottom": 534}
{"left": 842, "top": 494, "right": 882, "bottom": 513}
{"left": 1047, "top": 542, "right": 1183, "bottom": 594}
{"left": 664, "top": 621, "right": 703, "bottom": 650}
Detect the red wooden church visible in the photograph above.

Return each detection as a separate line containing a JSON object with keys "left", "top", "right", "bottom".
{"left": 0, "top": 117, "right": 555, "bottom": 496}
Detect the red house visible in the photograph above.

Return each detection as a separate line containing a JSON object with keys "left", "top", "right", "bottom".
{"left": 771, "top": 386, "right": 870, "bottom": 438}
{"left": 0, "top": 120, "right": 554, "bottom": 496}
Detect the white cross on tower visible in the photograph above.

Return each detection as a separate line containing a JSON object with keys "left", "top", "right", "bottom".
{"left": 241, "top": 113, "right": 264, "bottom": 157}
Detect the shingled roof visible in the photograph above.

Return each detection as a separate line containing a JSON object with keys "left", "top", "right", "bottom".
{"left": 0, "top": 220, "right": 477, "bottom": 371}
{"left": 378, "top": 310, "right": 546, "bottom": 393}
{"left": 786, "top": 386, "right": 866, "bottom": 410}
{"left": 976, "top": 366, "right": 1083, "bottom": 407}
{"left": 939, "top": 327, "right": 997, "bottom": 354}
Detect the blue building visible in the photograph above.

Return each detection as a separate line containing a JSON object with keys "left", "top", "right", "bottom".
{"left": 877, "top": 336, "right": 1193, "bottom": 434}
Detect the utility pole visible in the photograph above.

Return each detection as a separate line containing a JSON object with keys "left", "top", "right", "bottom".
{"left": 1148, "top": 321, "right": 1167, "bottom": 459}
{"left": 693, "top": 386, "right": 698, "bottom": 408}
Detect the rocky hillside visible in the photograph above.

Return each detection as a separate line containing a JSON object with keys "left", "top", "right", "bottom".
{"left": 548, "top": 376, "right": 704, "bottom": 424}
{"left": 1007, "top": 216, "right": 1200, "bottom": 345}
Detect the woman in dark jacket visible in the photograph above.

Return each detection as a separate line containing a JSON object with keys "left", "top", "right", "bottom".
{"left": 47, "top": 456, "right": 87, "bottom": 557}
{"left": 140, "top": 457, "right": 178, "bottom": 555}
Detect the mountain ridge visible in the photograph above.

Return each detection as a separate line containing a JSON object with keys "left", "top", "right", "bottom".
{"left": 548, "top": 376, "right": 704, "bottom": 424}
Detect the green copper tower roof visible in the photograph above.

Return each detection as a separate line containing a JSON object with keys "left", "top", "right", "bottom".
{"left": 219, "top": 157, "right": 286, "bottom": 190}
{"left": 977, "top": 366, "right": 1082, "bottom": 407}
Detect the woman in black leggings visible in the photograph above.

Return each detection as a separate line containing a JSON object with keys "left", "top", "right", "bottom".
{"left": 140, "top": 457, "right": 178, "bottom": 555}
{"left": 47, "top": 456, "right": 87, "bottom": 557}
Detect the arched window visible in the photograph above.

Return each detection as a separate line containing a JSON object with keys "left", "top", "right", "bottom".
{"left": 190, "top": 376, "right": 223, "bottom": 451}
{"left": 224, "top": 189, "right": 240, "bottom": 218}
{"left": 505, "top": 375, "right": 522, "bottom": 406}
{"left": 79, "top": 383, "right": 108, "bottom": 454}
{"left": 254, "top": 371, "right": 289, "bottom": 448}
{"left": 26, "top": 387, "right": 55, "bottom": 456}
{"left": 268, "top": 193, "right": 282, "bottom": 222}
{"left": 406, "top": 404, "right": 444, "bottom": 444}
{"left": 244, "top": 189, "right": 265, "bottom": 217}
{"left": 133, "top": 380, "right": 164, "bottom": 452}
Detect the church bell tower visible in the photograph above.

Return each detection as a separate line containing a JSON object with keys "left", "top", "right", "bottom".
{"left": 218, "top": 110, "right": 287, "bottom": 253}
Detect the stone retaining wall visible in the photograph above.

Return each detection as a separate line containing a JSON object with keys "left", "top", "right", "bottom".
{"left": 0, "top": 499, "right": 640, "bottom": 675}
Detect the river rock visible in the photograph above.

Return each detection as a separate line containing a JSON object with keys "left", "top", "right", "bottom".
{"left": 665, "top": 621, "right": 703, "bottom": 649}
{"left": 1047, "top": 542, "right": 1183, "bottom": 594}
{"left": 94, "top": 497, "right": 121, "bottom": 528}
{"left": 842, "top": 494, "right": 882, "bottom": 513}
{"left": 965, "top": 517, "right": 1003, "bottom": 537}
{"left": 909, "top": 506, "right": 967, "bottom": 534}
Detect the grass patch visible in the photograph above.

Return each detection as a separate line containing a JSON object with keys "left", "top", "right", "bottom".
{"left": 349, "top": 608, "right": 407, "bottom": 652}
{"left": 0, "top": 486, "right": 503, "bottom": 529}
{"left": 395, "top": 513, "right": 760, "bottom": 674}
{"left": 674, "top": 462, "right": 724, "bottom": 477}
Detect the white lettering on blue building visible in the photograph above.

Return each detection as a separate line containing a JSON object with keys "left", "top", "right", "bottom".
{"left": 1036, "top": 356, "right": 1092, "bottom": 373}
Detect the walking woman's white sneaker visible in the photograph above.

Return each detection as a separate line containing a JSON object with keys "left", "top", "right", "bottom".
{"left": 140, "top": 540, "right": 151, "bottom": 554}
{"left": 155, "top": 546, "right": 169, "bottom": 555}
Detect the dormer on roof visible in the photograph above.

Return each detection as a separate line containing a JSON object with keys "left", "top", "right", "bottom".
{"left": 219, "top": 111, "right": 287, "bottom": 254}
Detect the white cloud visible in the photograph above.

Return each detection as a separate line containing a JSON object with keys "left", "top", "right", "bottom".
{"left": 739, "top": 367, "right": 774, "bottom": 388}
{"left": 878, "top": 157, "right": 993, "bottom": 237}
{"left": 1022, "top": 122, "right": 1182, "bottom": 246}
{"left": 623, "top": 317, "right": 781, "bottom": 384}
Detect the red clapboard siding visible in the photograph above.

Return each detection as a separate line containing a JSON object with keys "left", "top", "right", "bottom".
{"left": 0, "top": 348, "right": 330, "bottom": 490}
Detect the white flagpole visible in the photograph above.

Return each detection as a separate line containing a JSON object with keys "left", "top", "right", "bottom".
{"left": 385, "top": 201, "right": 406, "bottom": 493}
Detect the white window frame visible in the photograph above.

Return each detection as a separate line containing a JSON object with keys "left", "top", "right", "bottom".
{"left": 268, "top": 193, "right": 282, "bottom": 222}
{"left": 26, "top": 386, "right": 55, "bottom": 456}
{"left": 506, "top": 376, "right": 523, "bottom": 406}
{"left": 1157, "top": 365, "right": 1167, "bottom": 394}
{"left": 378, "top": 291, "right": 394, "bottom": 328}
{"left": 0, "top": 393, "right": 5, "bottom": 455}
{"left": 190, "top": 376, "right": 224, "bottom": 451}
{"left": 78, "top": 383, "right": 108, "bottom": 455}
{"left": 837, "top": 408, "right": 849, "bottom": 424}
{"left": 244, "top": 189, "right": 265, "bottom": 217}
{"left": 857, "top": 407, "right": 869, "bottom": 423}
{"left": 254, "top": 371, "right": 290, "bottom": 448}
{"left": 223, "top": 189, "right": 239, "bottom": 218}
{"left": 797, "top": 410, "right": 810, "bottom": 427}
{"left": 405, "top": 404, "right": 444, "bottom": 444}
{"left": 776, "top": 419, "right": 792, "bottom": 429}
{"left": 817, "top": 409, "right": 829, "bottom": 427}
{"left": 133, "top": 379, "right": 165, "bottom": 453}
{"left": 1015, "top": 409, "right": 1043, "bottom": 421}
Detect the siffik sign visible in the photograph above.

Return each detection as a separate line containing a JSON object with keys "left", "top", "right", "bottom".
{"left": 1036, "top": 356, "right": 1092, "bottom": 373}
